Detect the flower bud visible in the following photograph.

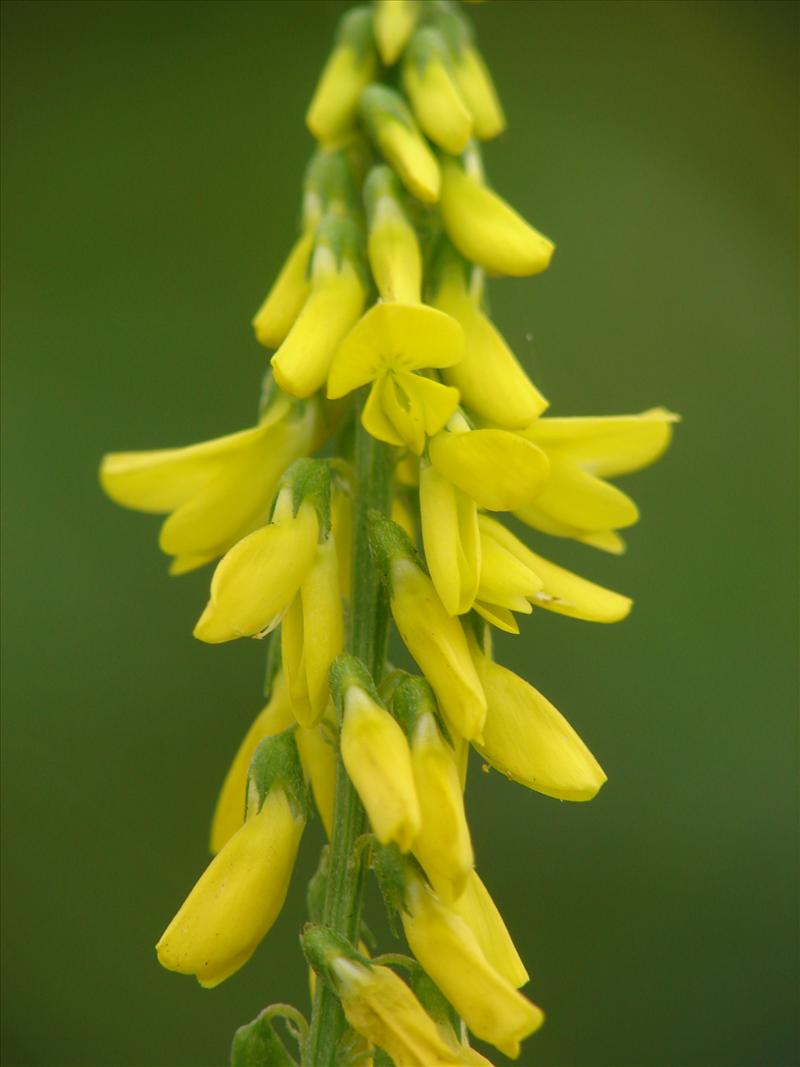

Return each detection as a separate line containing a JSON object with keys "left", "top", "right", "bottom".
{"left": 306, "top": 8, "right": 377, "bottom": 142}
{"left": 440, "top": 156, "right": 554, "bottom": 277}
{"left": 272, "top": 214, "right": 367, "bottom": 399}
{"left": 359, "top": 84, "right": 440, "bottom": 204}
{"left": 402, "top": 27, "right": 473, "bottom": 155}
{"left": 420, "top": 457, "right": 480, "bottom": 616}
{"left": 368, "top": 515, "right": 487, "bottom": 742}
{"left": 374, "top": 0, "right": 419, "bottom": 66}
{"left": 332, "top": 655, "right": 421, "bottom": 851}
{"left": 363, "top": 163, "right": 422, "bottom": 304}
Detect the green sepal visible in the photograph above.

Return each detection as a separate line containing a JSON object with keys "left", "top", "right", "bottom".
{"left": 313, "top": 212, "right": 369, "bottom": 289}
{"left": 247, "top": 729, "right": 309, "bottom": 822}
{"left": 301, "top": 923, "right": 370, "bottom": 986}
{"left": 363, "top": 163, "right": 412, "bottom": 231}
{"left": 279, "top": 457, "right": 332, "bottom": 539}
{"left": 373, "top": 843, "right": 421, "bottom": 934}
{"left": 367, "top": 512, "right": 427, "bottom": 595}
{"left": 373, "top": 1050, "right": 396, "bottom": 1067}
{"left": 423, "top": 0, "right": 473, "bottom": 58}
{"left": 303, "top": 149, "right": 359, "bottom": 225}
{"left": 262, "top": 630, "right": 283, "bottom": 701}
{"left": 359, "top": 83, "right": 416, "bottom": 139}
{"left": 408, "top": 967, "right": 459, "bottom": 1035}
{"left": 404, "top": 24, "right": 452, "bottom": 77}
{"left": 335, "top": 5, "right": 376, "bottom": 63}
{"left": 390, "top": 673, "right": 441, "bottom": 740}
{"left": 230, "top": 1009, "right": 299, "bottom": 1067}
{"left": 307, "top": 846, "right": 330, "bottom": 925}
{"left": 328, "top": 654, "right": 383, "bottom": 724}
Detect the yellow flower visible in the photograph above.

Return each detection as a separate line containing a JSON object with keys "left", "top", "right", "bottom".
{"left": 157, "top": 733, "right": 306, "bottom": 987}
{"left": 394, "top": 678, "right": 473, "bottom": 902}
{"left": 401, "top": 874, "right": 544, "bottom": 1058}
{"left": 339, "top": 677, "right": 421, "bottom": 851}
{"left": 430, "top": 243, "right": 549, "bottom": 429}
{"left": 477, "top": 515, "right": 632, "bottom": 628}
{"left": 306, "top": 8, "right": 377, "bottom": 142}
{"left": 374, "top": 0, "right": 420, "bottom": 67}
{"left": 450, "top": 871, "right": 528, "bottom": 988}
{"left": 332, "top": 957, "right": 464, "bottom": 1066}
{"left": 440, "top": 154, "right": 554, "bottom": 278}
{"left": 468, "top": 629, "right": 607, "bottom": 801}
{"left": 364, "top": 163, "right": 423, "bottom": 305}
{"left": 428, "top": 413, "right": 550, "bottom": 512}
{"left": 419, "top": 456, "right": 480, "bottom": 616}
{"left": 193, "top": 487, "right": 319, "bottom": 644}
{"left": 516, "top": 408, "right": 679, "bottom": 549}
{"left": 99, "top": 391, "right": 320, "bottom": 574}
{"left": 281, "top": 532, "right": 344, "bottom": 727}
{"left": 271, "top": 214, "right": 367, "bottom": 400}
{"left": 402, "top": 27, "right": 473, "bottom": 156}
{"left": 209, "top": 670, "right": 294, "bottom": 854}
{"left": 369, "top": 515, "right": 487, "bottom": 742}
{"left": 427, "top": 4, "right": 505, "bottom": 139}
{"left": 359, "top": 84, "right": 440, "bottom": 204}
{"left": 328, "top": 302, "right": 463, "bottom": 456}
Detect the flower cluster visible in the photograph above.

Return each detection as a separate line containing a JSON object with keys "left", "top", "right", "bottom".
{"left": 100, "top": 1, "right": 676, "bottom": 1064}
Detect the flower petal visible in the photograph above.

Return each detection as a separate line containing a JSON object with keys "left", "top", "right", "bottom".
{"left": 429, "top": 428, "right": 550, "bottom": 511}
{"left": 530, "top": 454, "right": 640, "bottom": 531}
{"left": 193, "top": 503, "right": 319, "bottom": 643}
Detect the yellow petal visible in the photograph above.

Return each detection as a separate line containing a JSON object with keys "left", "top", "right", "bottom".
{"left": 368, "top": 198, "right": 423, "bottom": 304}
{"left": 477, "top": 532, "right": 543, "bottom": 612}
{"left": 529, "top": 454, "right": 640, "bottom": 531}
{"left": 193, "top": 502, "right": 319, "bottom": 644}
{"left": 209, "top": 673, "right": 295, "bottom": 854}
{"left": 328, "top": 302, "right": 464, "bottom": 399}
{"left": 470, "top": 634, "right": 607, "bottom": 801}
{"left": 401, "top": 372, "right": 461, "bottom": 441}
{"left": 479, "top": 515, "right": 631, "bottom": 623}
{"left": 332, "top": 487, "right": 354, "bottom": 597}
{"left": 252, "top": 232, "right": 314, "bottom": 349}
{"left": 428, "top": 428, "right": 549, "bottom": 511}
{"left": 361, "top": 377, "right": 407, "bottom": 448}
{"left": 450, "top": 871, "right": 528, "bottom": 988}
{"left": 307, "top": 44, "right": 376, "bottom": 142}
{"left": 391, "top": 492, "right": 416, "bottom": 541}
{"left": 390, "top": 557, "right": 487, "bottom": 741}
{"left": 402, "top": 876, "right": 543, "bottom": 1058}
{"left": 99, "top": 421, "right": 271, "bottom": 515}
{"left": 380, "top": 372, "right": 427, "bottom": 457}
{"left": 375, "top": 117, "right": 441, "bottom": 204}
{"left": 335, "top": 958, "right": 462, "bottom": 1066}
{"left": 420, "top": 461, "right": 480, "bottom": 615}
{"left": 434, "top": 279, "right": 548, "bottom": 428}
{"left": 295, "top": 719, "right": 336, "bottom": 839}
{"left": 524, "top": 408, "right": 679, "bottom": 477}
{"left": 299, "top": 536, "right": 344, "bottom": 726}
{"left": 452, "top": 46, "right": 506, "bottom": 140}
{"left": 411, "top": 712, "right": 474, "bottom": 902}
{"left": 340, "top": 686, "right": 421, "bottom": 851}
{"left": 473, "top": 600, "right": 520, "bottom": 634}
{"left": 168, "top": 551, "right": 217, "bottom": 576}
{"left": 281, "top": 593, "right": 310, "bottom": 724}
{"left": 272, "top": 266, "right": 366, "bottom": 399}
{"left": 403, "top": 50, "right": 473, "bottom": 156}
{"left": 156, "top": 789, "right": 304, "bottom": 987}
{"left": 374, "top": 0, "right": 419, "bottom": 66}
{"left": 440, "top": 159, "right": 553, "bottom": 277}
{"left": 513, "top": 504, "right": 627, "bottom": 555}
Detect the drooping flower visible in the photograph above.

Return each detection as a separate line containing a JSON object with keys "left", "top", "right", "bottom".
{"left": 369, "top": 514, "right": 487, "bottom": 743}
{"left": 468, "top": 627, "right": 607, "bottom": 802}
{"left": 157, "top": 731, "right": 307, "bottom": 987}
{"left": 374, "top": 0, "right": 420, "bottom": 67}
{"left": 306, "top": 7, "right": 377, "bottom": 142}
{"left": 359, "top": 83, "right": 441, "bottom": 205}
{"left": 209, "top": 669, "right": 295, "bottom": 855}
{"left": 332, "top": 655, "right": 421, "bottom": 852}
{"left": 400, "top": 872, "right": 544, "bottom": 1058}
{"left": 402, "top": 26, "right": 473, "bottom": 156}
{"left": 99, "top": 390, "right": 321, "bottom": 574}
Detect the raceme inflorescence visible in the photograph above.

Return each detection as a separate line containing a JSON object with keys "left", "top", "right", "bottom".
{"left": 100, "top": 2, "right": 677, "bottom": 1064}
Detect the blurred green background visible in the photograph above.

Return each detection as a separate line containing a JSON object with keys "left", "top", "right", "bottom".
{"left": 2, "top": 1, "right": 797, "bottom": 1065}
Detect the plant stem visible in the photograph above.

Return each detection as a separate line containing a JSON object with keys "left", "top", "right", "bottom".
{"left": 304, "top": 392, "right": 391, "bottom": 1066}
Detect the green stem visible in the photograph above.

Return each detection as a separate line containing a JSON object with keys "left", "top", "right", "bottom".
{"left": 304, "top": 391, "right": 391, "bottom": 1066}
